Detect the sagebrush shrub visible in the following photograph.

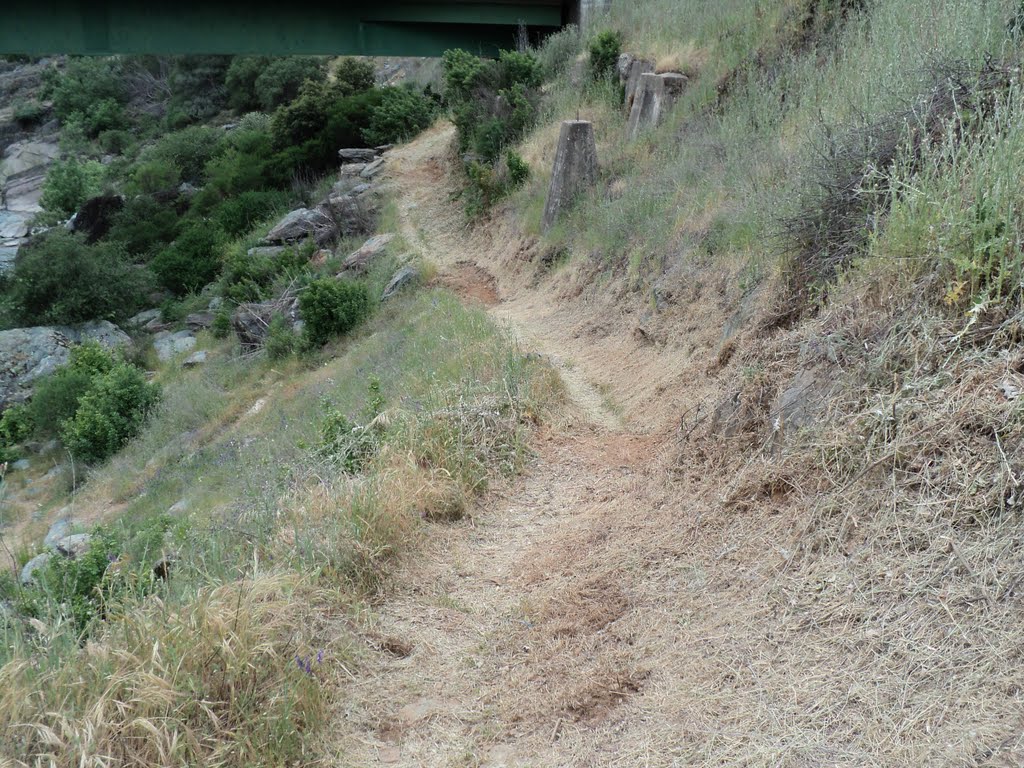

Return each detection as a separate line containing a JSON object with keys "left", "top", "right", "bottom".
{"left": 151, "top": 222, "right": 225, "bottom": 295}
{"left": 299, "top": 278, "right": 371, "bottom": 346}
{"left": 363, "top": 87, "right": 436, "bottom": 146}
{"left": 106, "top": 195, "right": 180, "bottom": 257}
{"left": 588, "top": 30, "right": 622, "bottom": 82}
{"left": 213, "top": 189, "right": 291, "bottom": 237}
{"left": 265, "top": 314, "right": 298, "bottom": 359}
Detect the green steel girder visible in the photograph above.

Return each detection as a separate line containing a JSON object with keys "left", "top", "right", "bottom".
{"left": 2, "top": 0, "right": 573, "bottom": 56}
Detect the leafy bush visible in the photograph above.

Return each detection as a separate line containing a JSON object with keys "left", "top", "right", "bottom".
{"left": 61, "top": 362, "right": 161, "bottom": 463}
{"left": 0, "top": 404, "right": 34, "bottom": 459}
{"left": 363, "top": 86, "right": 436, "bottom": 146}
{"left": 211, "top": 308, "right": 232, "bottom": 338}
{"left": 538, "top": 24, "right": 581, "bottom": 77}
{"left": 213, "top": 189, "right": 291, "bottom": 237}
{"left": 151, "top": 223, "right": 225, "bottom": 295}
{"left": 40, "top": 159, "right": 104, "bottom": 217}
{"left": 464, "top": 161, "right": 505, "bottom": 219}
{"left": 221, "top": 242, "right": 307, "bottom": 304}
{"left": 129, "top": 158, "right": 180, "bottom": 195}
{"left": 143, "top": 125, "right": 225, "bottom": 184}
{"left": 31, "top": 531, "right": 120, "bottom": 633}
{"left": 12, "top": 100, "right": 45, "bottom": 127}
{"left": 199, "top": 123, "right": 288, "bottom": 201}
{"left": 332, "top": 57, "right": 376, "bottom": 97}
{"left": 265, "top": 314, "right": 298, "bottom": 359}
{"left": 318, "top": 379, "right": 385, "bottom": 473}
{"left": 442, "top": 48, "right": 491, "bottom": 104}
{"left": 7, "top": 232, "right": 149, "bottom": 325}
{"left": 299, "top": 278, "right": 371, "bottom": 346}
{"left": 97, "top": 128, "right": 133, "bottom": 155}
{"left": 225, "top": 56, "right": 271, "bottom": 112}
{"left": 506, "top": 150, "right": 530, "bottom": 186}
{"left": 45, "top": 57, "right": 127, "bottom": 137}
{"left": 588, "top": 30, "right": 622, "bottom": 81}
{"left": 106, "top": 196, "right": 180, "bottom": 257}
{"left": 166, "top": 55, "right": 231, "bottom": 127}
{"left": 497, "top": 50, "right": 543, "bottom": 90}
{"left": 29, "top": 342, "right": 117, "bottom": 437}
{"left": 254, "top": 57, "right": 325, "bottom": 111}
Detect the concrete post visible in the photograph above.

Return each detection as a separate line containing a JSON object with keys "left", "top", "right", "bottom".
{"left": 542, "top": 120, "right": 598, "bottom": 233}
{"left": 627, "top": 73, "right": 689, "bottom": 139}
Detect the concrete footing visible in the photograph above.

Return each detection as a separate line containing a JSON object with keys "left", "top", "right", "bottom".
{"left": 627, "top": 73, "right": 688, "bottom": 139}
{"left": 542, "top": 120, "right": 598, "bottom": 233}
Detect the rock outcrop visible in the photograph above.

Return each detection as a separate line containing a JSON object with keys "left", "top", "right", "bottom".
{"left": 232, "top": 290, "right": 302, "bottom": 351}
{"left": 0, "top": 321, "right": 131, "bottom": 408}
{"left": 340, "top": 233, "right": 395, "bottom": 273}
{"left": 153, "top": 329, "right": 196, "bottom": 361}
{"left": 265, "top": 206, "right": 338, "bottom": 247}
{"left": 381, "top": 266, "right": 419, "bottom": 301}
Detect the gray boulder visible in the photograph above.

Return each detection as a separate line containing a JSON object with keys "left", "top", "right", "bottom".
{"left": 265, "top": 207, "right": 338, "bottom": 247}
{"left": 247, "top": 245, "right": 289, "bottom": 259}
{"left": 127, "top": 308, "right": 162, "bottom": 328}
{"left": 360, "top": 158, "right": 386, "bottom": 179}
{"left": 182, "top": 349, "right": 208, "bottom": 368}
{"left": 20, "top": 552, "right": 52, "bottom": 585}
{"left": 232, "top": 290, "right": 301, "bottom": 351}
{"left": 43, "top": 517, "right": 73, "bottom": 549}
{"left": 153, "top": 330, "right": 196, "bottom": 361}
{"left": 56, "top": 533, "right": 92, "bottom": 558}
{"left": 325, "top": 192, "right": 376, "bottom": 237}
{"left": 185, "top": 311, "right": 214, "bottom": 330}
{"left": 381, "top": 266, "right": 419, "bottom": 302}
{"left": 0, "top": 321, "right": 130, "bottom": 408}
{"left": 340, "top": 233, "right": 395, "bottom": 272}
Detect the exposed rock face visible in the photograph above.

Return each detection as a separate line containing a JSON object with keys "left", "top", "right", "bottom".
{"left": 325, "top": 191, "right": 376, "bottom": 237}
{"left": 55, "top": 533, "right": 92, "bottom": 558}
{"left": 542, "top": 120, "right": 598, "bottom": 233}
{"left": 43, "top": 517, "right": 73, "bottom": 549}
{"left": 69, "top": 193, "right": 124, "bottom": 244}
{"left": 381, "top": 266, "right": 419, "bottom": 301}
{"left": 360, "top": 157, "right": 386, "bottom": 179}
{"left": 20, "top": 552, "right": 52, "bottom": 585}
{"left": 338, "top": 148, "right": 377, "bottom": 163}
{"left": 185, "top": 312, "right": 214, "bottom": 330}
{"left": 153, "top": 330, "right": 196, "bottom": 361}
{"left": 627, "top": 73, "right": 688, "bottom": 139}
{"left": 182, "top": 349, "right": 208, "bottom": 368}
{"left": 0, "top": 321, "right": 131, "bottom": 409}
{"left": 232, "top": 289, "right": 302, "bottom": 351}
{"left": 340, "top": 233, "right": 395, "bottom": 272}
{"left": 265, "top": 206, "right": 338, "bottom": 247}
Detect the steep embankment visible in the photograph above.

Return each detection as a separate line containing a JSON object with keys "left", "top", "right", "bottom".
{"left": 332, "top": 119, "right": 1024, "bottom": 766}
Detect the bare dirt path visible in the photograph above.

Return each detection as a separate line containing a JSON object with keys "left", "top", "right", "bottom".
{"left": 329, "top": 125, "right": 672, "bottom": 765}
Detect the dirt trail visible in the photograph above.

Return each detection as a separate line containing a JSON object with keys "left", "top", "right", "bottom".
{"left": 331, "top": 125, "right": 670, "bottom": 765}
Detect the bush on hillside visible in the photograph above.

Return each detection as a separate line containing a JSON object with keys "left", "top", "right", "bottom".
{"left": 362, "top": 86, "right": 437, "bottom": 146}
{"left": 166, "top": 55, "right": 232, "bottom": 127}
{"left": 221, "top": 242, "right": 308, "bottom": 304}
{"left": 265, "top": 314, "right": 298, "bottom": 359}
{"left": 225, "top": 56, "right": 271, "bottom": 112}
{"left": 506, "top": 150, "right": 530, "bottom": 186}
{"left": 151, "top": 222, "right": 225, "bottom": 295}
{"left": 29, "top": 342, "right": 117, "bottom": 437}
{"left": 106, "top": 196, "right": 180, "bottom": 257}
{"left": 332, "top": 57, "right": 376, "bottom": 97}
{"left": 44, "top": 57, "right": 128, "bottom": 137}
{"left": 7, "top": 232, "right": 150, "bottom": 326}
{"left": 588, "top": 30, "right": 622, "bottom": 82}
{"left": 299, "top": 277, "right": 371, "bottom": 346}
{"left": 0, "top": 404, "right": 34, "bottom": 460}
{"left": 198, "top": 123, "right": 289, "bottom": 202}
{"left": 142, "top": 125, "right": 225, "bottom": 184}
{"left": 40, "top": 159, "right": 105, "bottom": 217}
{"left": 12, "top": 99, "right": 46, "bottom": 127}
{"left": 128, "top": 158, "right": 180, "bottom": 195}
{"left": 61, "top": 362, "right": 161, "bottom": 463}
{"left": 538, "top": 24, "right": 581, "bottom": 77}
{"left": 213, "top": 189, "right": 291, "bottom": 237}
{"left": 255, "top": 57, "right": 325, "bottom": 111}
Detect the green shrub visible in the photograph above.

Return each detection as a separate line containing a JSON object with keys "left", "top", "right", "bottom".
{"left": 40, "top": 159, "right": 105, "bottom": 217}
{"left": 45, "top": 57, "right": 127, "bottom": 137}
{"left": 0, "top": 404, "right": 34, "bottom": 458}
{"left": 221, "top": 243, "right": 307, "bottom": 304}
{"left": 213, "top": 189, "right": 291, "bottom": 237}
{"left": 254, "top": 57, "right": 325, "bottom": 111}
{"left": 299, "top": 278, "right": 371, "bottom": 346}
{"left": 106, "top": 196, "right": 180, "bottom": 257}
{"left": 97, "top": 128, "right": 133, "bottom": 155}
{"left": 497, "top": 50, "right": 543, "bottom": 90}
{"left": 129, "top": 159, "right": 180, "bottom": 195}
{"left": 166, "top": 55, "right": 231, "bottom": 127}
{"left": 144, "top": 125, "right": 225, "bottom": 184}
{"left": 588, "top": 30, "right": 622, "bottom": 82}
{"left": 464, "top": 160, "right": 505, "bottom": 219}
{"left": 363, "top": 86, "right": 436, "bottom": 146}
{"left": 332, "top": 57, "right": 376, "bottom": 97}
{"left": 81, "top": 98, "right": 128, "bottom": 137}
{"left": 265, "top": 314, "right": 298, "bottom": 359}
{"left": 506, "top": 150, "right": 530, "bottom": 186}
{"left": 151, "top": 223, "right": 225, "bottom": 295}
{"left": 318, "top": 379, "right": 385, "bottom": 473}
{"left": 8, "top": 232, "right": 149, "bottom": 325}
{"left": 211, "top": 308, "right": 232, "bottom": 338}
{"left": 538, "top": 24, "right": 581, "bottom": 77}
{"left": 29, "top": 343, "right": 117, "bottom": 437}
{"left": 443, "top": 49, "right": 491, "bottom": 104}
{"left": 199, "top": 125, "right": 288, "bottom": 201}
{"left": 225, "top": 56, "right": 271, "bottom": 112}
{"left": 60, "top": 362, "right": 161, "bottom": 464}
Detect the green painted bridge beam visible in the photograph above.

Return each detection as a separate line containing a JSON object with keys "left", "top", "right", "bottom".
{"left": 3, "top": 0, "right": 573, "bottom": 56}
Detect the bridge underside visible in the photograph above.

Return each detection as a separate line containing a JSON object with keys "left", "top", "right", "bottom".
{"left": 3, "top": 1, "right": 576, "bottom": 56}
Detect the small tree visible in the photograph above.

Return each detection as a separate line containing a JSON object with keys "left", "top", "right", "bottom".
{"left": 299, "top": 278, "right": 371, "bottom": 346}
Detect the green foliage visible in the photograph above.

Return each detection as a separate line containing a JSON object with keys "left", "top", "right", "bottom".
{"left": 442, "top": 49, "right": 491, "bottom": 104}
{"left": 40, "top": 159, "right": 104, "bottom": 217}
{"left": 28, "top": 531, "right": 121, "bottom": 634}
{"left": 299, "top": 278, "right": 371, "bottom": 346}
{"left": 45, "top": 57, "right": 127, "bottom": 138}
{"left": 255, "top": 57, "right": 325, "bottom": 111}
{"left": 265, "top": 314, "right": 298, "bottom": 360}
{"left": 588, "top": 30, "right": 622, "bottom": 82}
{"left": 97, "top": 128, "right": 133, "bottom": 155}
{"left": 537, "top": 24, "right": 581, "bottom": 77}
{"left": 7, "top": 232, "right": 149, "bottom": 326}
{"left": 506, "top": 150, "right": 530, "bottom": 186}
{"left": 106, "top": 196, "right": 180, "bottom": 257}
{"left": 129, "top": 159, "right": 180, "bottom": 195}
{"left": 151, "top": 223, "right": 225, "bottom": 295}
{"left": 225, "top": 56, "right": 271, "bottom": 112}
{"left": 29, "top": 343, "right": 117, "bottom": 437}
{"left": 318, "top": 378, "right": 386, "bottom": 473}
{"left": 199, "top": 123, "right": 288, "bottom": 201}
{"left": 0, "top": 404, "right": 34, "bottom": 459}
{"left": 363, "top": 86, "right": 436, "bottom": 146}
{"left": 61, "top": 362, "right": 161, "bottom": 464}
{"left": 166, "top": 55, "right": 231, "bottom": 127}
{"left": 332, "top": 57, "right": 376, "bottom": 97}
{"left": 211, "top": 307, "right": 232, "bottom": 338}
{"left": 213, "top": 189, "right": 291, "bottom": 237}
{"left": 220, "top": 242, "right": 307, "bottom": 304}
{"left": 143, "top": 125, "right": 225, "bottom": 184}
{"left": 464, "top": 161, "right": 505, "bottom": 219}
{"left": 497, "top": 50, "right": 543, "bottom": 91}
